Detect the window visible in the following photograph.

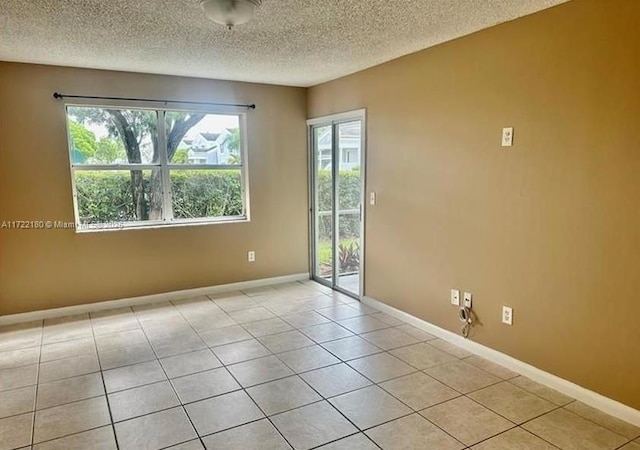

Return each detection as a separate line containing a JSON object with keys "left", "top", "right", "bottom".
{"left": 66, "top": 105, "right": 248, "bottom": 230}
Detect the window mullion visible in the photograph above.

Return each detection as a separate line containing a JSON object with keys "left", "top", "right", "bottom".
{"left": 239, "top": 114, "right": 249, "bottom": 218}
{"left": 156, "top": 110, "right": 174, "bottom": 221}
{"left": 72, "top": 164, "right": 161, "bottom": 171}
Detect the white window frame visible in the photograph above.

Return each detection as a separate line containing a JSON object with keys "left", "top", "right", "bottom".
{"left": 64, "top": 99, "right": 251, "bottom": 232}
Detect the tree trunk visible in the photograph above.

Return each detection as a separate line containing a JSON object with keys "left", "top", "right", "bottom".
{"left": 130, "top": 170, "right": 147, "bottom": 220}
{"left": 147, "top": 113, "right": 206, "bottom": 219}
{"left": 107, "top": 110, "right": 148, "bottom": 221}
{"left": 148, "top": 169, "right": 163, "bottom": 220}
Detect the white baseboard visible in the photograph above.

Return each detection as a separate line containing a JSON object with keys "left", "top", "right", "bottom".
{"left": 364, "top": 295, "right": 640, "bottom": 428}
{"left": 0, "top": 273, "right": 310, "bottom": 326}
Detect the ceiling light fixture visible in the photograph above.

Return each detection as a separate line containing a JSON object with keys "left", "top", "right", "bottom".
{"left": 200, "top": 0, "right": 262, "bottom": 29}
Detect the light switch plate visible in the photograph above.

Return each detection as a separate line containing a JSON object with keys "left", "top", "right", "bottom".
{"left": 370, "top": 192, "right": 376, "bottom": 206}
{"left": 502, "top": 127, "right": 514, "bottom": 147}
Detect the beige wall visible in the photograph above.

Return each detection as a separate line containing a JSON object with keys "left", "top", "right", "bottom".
{"left": 308, "top": 1, "right": 640, "bottom": 409}
{"left": 0, "top": 63, "right": 309, "bottom": 315}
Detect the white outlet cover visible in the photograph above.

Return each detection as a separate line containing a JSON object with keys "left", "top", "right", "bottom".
{"left": 450, "top": 289, "right": 460, "bottom": 306}
{"left": 370, "top": 192, "right": 376, "bottom": 206}
{"left": 502, "top": 306, "right": 513, "bottom": 325}
{"left": 248, "top": 251, "right": 256, "bottom": 262}
{"left": 463, "top": 292, "right": 472, "bottom": 308}
{"left": 502, "top": 127, "right": 514, "bottom": 147}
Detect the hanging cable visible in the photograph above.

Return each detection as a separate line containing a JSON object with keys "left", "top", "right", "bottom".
{"left": 459, "top": 304, "right": 473, "bottom": 338}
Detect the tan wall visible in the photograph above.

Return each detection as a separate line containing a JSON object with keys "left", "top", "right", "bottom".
{"left": 308, "top": 1, "right": 640, "bottom": 409}
{"left": 0, "top": 63, "right": 309, "bottom": 315}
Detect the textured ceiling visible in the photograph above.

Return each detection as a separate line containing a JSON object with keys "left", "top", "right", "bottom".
{"left": 0, "top": 0, "right": 567, "bottom": 87}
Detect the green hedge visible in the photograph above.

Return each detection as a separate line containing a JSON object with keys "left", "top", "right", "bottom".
{"left": 171, "top": 170, "right": 242, "bottom": 219}
{"left": 75, "top": 170, "right": 243, "bottom": 223}
{"left": 316, "top": 170, "right": 361, "bottom": 240}
{"left": 75, "top": 169, "right": 360, "bottom": 231}
{"left": 75, "top": 171, "right": 145, "bottom": 223}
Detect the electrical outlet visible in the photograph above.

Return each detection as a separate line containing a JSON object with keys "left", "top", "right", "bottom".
{"left": 450, "top": 289, "right": 460, "bottom": 306}
{"left": 463, "top": 292, "right": 472, "bottom": 308}
{"left": 502, "top": 127, "right": 514, "bottom": 147}
{"left": 502, "top": 306, "right": 513, "bottom": 325}
{"left": 370, "top": 192, "right": 376, "bottom": 206}
{"left": 247, "top": 251, "right": 256, "bottom": 262}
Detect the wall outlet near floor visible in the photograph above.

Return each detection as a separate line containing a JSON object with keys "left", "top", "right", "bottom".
{"left": 502, "top": 127, "right": 514, "bottom": 147}
{"left": 463, "top": 292, "right": 472, "bottom": 308}
{"left": 370, "top": 192, "right": 377, "bottom": 206}
{"left": 502, "top": 306, "right": 513, "bottom": 325}
{"left": 247, "top": 251, "right": 256, "bottom": 262}
{"left": 450, "top": 289, "right": 460, "bottom": 306}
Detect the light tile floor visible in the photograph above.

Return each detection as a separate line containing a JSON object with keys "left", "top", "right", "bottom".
{"left": 1, "top": 280, "right": 639, "bottom": 450}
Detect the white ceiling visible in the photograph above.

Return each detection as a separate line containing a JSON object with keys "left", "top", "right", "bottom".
{"left": 0, "top": 0, "right": 567, "bottom": 87}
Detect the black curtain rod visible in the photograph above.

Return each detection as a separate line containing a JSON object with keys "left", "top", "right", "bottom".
{"left": 52, "top": 92, "right": 256, "bottom": 109}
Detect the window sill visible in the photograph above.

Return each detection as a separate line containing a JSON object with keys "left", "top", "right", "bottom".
{"left": 74, "top": 216, "right": 249, "bottom": 233}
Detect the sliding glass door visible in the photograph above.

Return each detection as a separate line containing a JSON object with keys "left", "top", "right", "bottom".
{"left": 312, "top": 124, "right": 335, "bottom": 286}
{"left": 310, "top": 111, "right": 365, "bottom": 298}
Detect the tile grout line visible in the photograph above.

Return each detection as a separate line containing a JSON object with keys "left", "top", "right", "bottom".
{"left": 195, "top": 417, "right": 276, "bottom": 448}
{"left": 28, "top": 319, "right": 44, "bottom": 448}
{"left": 520, "top": 404, "right": 635, "bottom": 449}
{"left": 308, "top": 431, "right": 382, "bottom": 450}
{"left": 465, "top": 425, "right": 561, "bottom": 449}
{"left": 27, "top": 392, "right": 113, "bottom": 415}
{"left": 542, "top": 403, "right": 640, "bottom": 445}
{"left": 30, "top": 424, "right": 122, "bottom": 449}
{"left": 90, "top": 309, "right": 122, "bottom": 450}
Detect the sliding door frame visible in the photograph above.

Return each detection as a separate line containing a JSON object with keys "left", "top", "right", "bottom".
{"left": 307, "top": 109, "right": 367, "bottom": 300}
